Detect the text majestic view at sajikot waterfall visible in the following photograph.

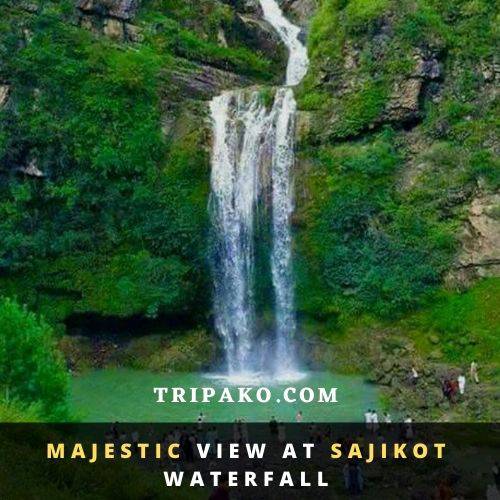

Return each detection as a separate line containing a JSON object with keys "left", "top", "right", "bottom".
{"left": 210, "top": 0, "right": 309, "bottom": 379}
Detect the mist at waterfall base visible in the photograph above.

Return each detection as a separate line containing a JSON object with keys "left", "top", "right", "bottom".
{"left": 209, "top": 0, "right": 309, "bottom": 383}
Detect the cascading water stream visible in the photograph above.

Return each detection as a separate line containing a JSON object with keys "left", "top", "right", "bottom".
{"left": 209, "top": 0, "right": 309, "bottom": 378}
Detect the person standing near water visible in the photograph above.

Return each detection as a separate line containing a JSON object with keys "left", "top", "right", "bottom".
{"left": 371, "top": 410, "right": 379, "bottom": 433}
{"left": 470, "top": 360, "right": 479, "bottom": 383}
{"left": 458, "top": 373, "right": 466, "bottom": 395}
{"left": 364, "top": 409, "right": 372, "bottom": 431}
{"left": 197, "top": 412, "right": 205, "bottom": 430}
{"left": 269, "top": 416, "right": 278, "bottom": 436}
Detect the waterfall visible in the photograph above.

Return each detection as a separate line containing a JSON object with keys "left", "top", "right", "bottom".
{"left": 209, "top": 0, "right": 309, "bottom": 376}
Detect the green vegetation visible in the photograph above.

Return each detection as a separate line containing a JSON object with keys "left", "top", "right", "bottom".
{"left": 295, "top": 0, "right": 499, "bottom": 324}
{"left": 139, "top": 12, "right": 274, "bottom": 80}
{"left": 0, "top": 298, "right": 68, "bottom": 419}
{"left": 121, "top": 330, "right": 215, "bottom": 372}
{"left": 0, "top": 1, "right": 231, "bottom": 327}
{"left": 299, "top": 0, "right": 497, "bottom": 141}
{"left": 296, "top": 130, "right": 457, "bottom": 320}
{"left": 407, "top": 278, "right": 500, "bottom": 364}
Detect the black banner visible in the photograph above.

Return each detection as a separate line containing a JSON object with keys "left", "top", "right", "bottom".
{"left": 0, "top": 423, "right": 499, "bottom": 498}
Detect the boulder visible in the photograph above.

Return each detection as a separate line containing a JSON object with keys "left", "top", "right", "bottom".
{"left": 384, "top": 50, "right": 442, "bottom": 124}
{"left": 77, "top": 0, "right": 140, "bottom": 40}
{"left": 125, "top": 23, "right": 143, "bottom": 43}
{"left": 413, "top": 51, "right": 441, "bottom": 80}
{"left": 281, "top": 0, "right": 317, "bottom": 27}
{"left": 103, "top": 18, "right": 124, "bottom": 40}
{"left": 382, "top": 359, "right": 394, "bottom": 373}
{"left": 21, "top": 2, "right": 39, "bottom": 13}
{"left": 385, "top": 77, "right": 422, "bottom": 123}
{"left": 235, "top": 0, "right": 263, "bottom": 16}
{"left": 429, "top": 349, "right": 443, "bottom": 360}
{"left": 479, "top": 59, "right": 499, "bottom": 83}
{"left": 295, "top": 110, "right": 312, "bottom": 141}
{"left": 230, "top": 14, "right": 287, "bottom": 65}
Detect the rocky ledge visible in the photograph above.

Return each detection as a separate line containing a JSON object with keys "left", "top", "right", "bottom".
{"left": 452, "top": 192, "right": 500, "bottom": 285}
{"left": 59, "top": 329, "right": 218, "bottom": 373}
{"left": 77, "top": 0, "right": 142, "bottom": 41}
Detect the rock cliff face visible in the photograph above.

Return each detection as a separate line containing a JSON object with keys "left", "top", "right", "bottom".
{"left": 452, "top": 193, "right": 500, "bottom": 284}
{"left": 281, "top": 0, "right": 317, "bottom": 26}
{"left": 294, "top": 0, "right": 498, "bottom": 326}
{"left": 230, "top": 13, "right": 285, "bottom": 59}
{"left": 383, "top": 49, "right": 442, "bottom": 125}
{"left": 0, "top": 0, "right": 286, "bottom": 331}
{"left": 77, "top": 0, "right": 139, "bottom": 20}
{"left": 77, "top": 0, "right": 140, "bottom": 41}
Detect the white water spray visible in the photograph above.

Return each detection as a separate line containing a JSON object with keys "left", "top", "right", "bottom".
{"left": 210, "top": 0, "right": 309, "bottom": 377}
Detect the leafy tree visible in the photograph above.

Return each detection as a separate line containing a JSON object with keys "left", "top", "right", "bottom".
{"left": 0, "top": 298, "right": 68, "bottom": 419}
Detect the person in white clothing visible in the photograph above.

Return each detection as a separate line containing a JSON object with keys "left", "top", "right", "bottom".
{"left": 296, "top": 410, "right": 303, "bottom": 423}
{"left": 458, "top": 373, "right": 466, "bottom": 394}
{"left": 197, "top": 412, "right": 205, "bottom": 430}
{"left": 383, "top": 412, "right": 392, "bottom": 423}
{"left": 371, "top": 410, "right": 379, "bottom": 432}
{"left": 364, "top": 409, "right": 372, "bottom": 431}
{"left": 470, "top": 360, "right": 479, "bottom": 383}
{"left": 411, "top": 366, "right": 419, "bottom": 385}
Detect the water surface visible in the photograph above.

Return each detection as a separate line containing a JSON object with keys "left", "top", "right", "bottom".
{"left": 70, "top": 369, "right": 379, "bottom": 422}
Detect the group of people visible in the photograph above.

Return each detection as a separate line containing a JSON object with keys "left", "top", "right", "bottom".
{"left": 363, "top": 409, "right": 391, "bottom": 430}
{"left": 441, "top": 361, "right": 479, "bottom": 403}
{"left": 408, "top": 359, "right": 479, "bottom": 406}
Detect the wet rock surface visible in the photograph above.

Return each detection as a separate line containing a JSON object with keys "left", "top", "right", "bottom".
{"left": 166, "top": 64, "right": 250, "bottom": 101}
{"left": 281, "top": 0, "right": 317, "bottom": 26}
{"left": 231, "top": 13, "right": 286, "bottom": 63}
